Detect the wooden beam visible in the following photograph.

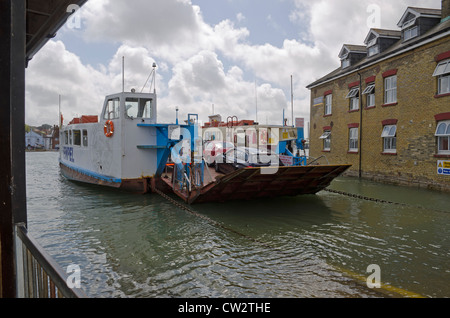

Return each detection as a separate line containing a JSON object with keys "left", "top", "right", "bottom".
{"left": 0, "top": 0, "right": 27, "bottom": 298}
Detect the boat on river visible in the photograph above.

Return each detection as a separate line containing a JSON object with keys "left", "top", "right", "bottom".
{"left": 59, "top": 87, "right": 351, "bottom": 204}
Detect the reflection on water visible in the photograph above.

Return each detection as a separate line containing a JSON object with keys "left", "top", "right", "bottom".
{"left": 26, "top": 152, "right": 449, "bottom": 298}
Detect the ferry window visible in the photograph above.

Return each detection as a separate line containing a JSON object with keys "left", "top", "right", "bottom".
{"left": 64, "top": 131, "right": 68, "bottom": 145}
{"left": 381, "top": 125, "right": 397, "bottom": 153}
{"left": 384, "top": 75, "right": 397, "bottom": 104}
{"left": 125, "top": 98, "right": 152, "bottom": 119}
{"left": 69, "top": 130, "right": 73, "bottom": 145}
{"left": 82, "top": 130, "right": 88, "bottom": 147}
{"left": 104, "top": 98, "right": 120, "bottom": 120}
{"left": 73, "top": 130, "right": 81, "bottom": 146}
{"left": 435, "top": 121, "right": 450, "bottom": 155}
{"left": 349, "top": 128, "right": 358, "bottom": 152}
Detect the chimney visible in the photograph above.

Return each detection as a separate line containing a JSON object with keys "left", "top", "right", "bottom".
{"left": 443, "top": 0, "right": 450, "bottom": 22}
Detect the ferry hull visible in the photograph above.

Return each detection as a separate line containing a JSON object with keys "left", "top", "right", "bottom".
{"left": 60, "top": 162, "right": 149, "bottom": 194}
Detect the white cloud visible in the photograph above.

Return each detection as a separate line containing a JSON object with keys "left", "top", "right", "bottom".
{"left": 25, "top": 0, "right": 443, "bottom": 128}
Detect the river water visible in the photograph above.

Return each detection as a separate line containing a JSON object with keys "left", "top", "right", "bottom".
{"left": 25, "top": 151, "right": 449, "bottom": 298}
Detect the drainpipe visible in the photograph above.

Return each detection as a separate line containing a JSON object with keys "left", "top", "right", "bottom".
{"left": 358, "top": 72, "right": 363, "bottom": 178}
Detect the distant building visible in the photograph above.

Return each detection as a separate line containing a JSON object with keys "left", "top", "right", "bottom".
{"left": 25, "top": 130, "right": 44, "bottom": 149}
{"left": 52, "top": 125, "right": 60, "bottom": 150}
{"left": 307, "top": 1, "right": 450, "bottom": 192}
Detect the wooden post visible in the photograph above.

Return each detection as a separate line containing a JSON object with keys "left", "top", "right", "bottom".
{"left": 0, "top": 0, "right": 27, "bottom": 298}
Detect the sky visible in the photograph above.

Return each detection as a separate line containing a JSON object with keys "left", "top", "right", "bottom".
{"left": 25, "top": 0, "right": 442, "bottom": 129}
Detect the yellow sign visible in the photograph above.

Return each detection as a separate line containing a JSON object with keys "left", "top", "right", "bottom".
{"left": 437, "top": 160, "right": 450, "bottom": 176}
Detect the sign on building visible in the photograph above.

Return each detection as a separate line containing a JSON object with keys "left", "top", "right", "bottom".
{"left": 313, "top": 96, "right": 324, "bottom": 107}
{"left": 437, "top": 160, "right": 450, "bottom": 176}
{"left": 295, "top": 118, "right": 304, "bottom": 128}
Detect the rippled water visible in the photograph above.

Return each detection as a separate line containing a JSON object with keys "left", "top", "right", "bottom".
{"left": 26, "top": 151, "right": 450, "bottom": 298}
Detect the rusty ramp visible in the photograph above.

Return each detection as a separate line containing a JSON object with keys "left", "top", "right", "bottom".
{"left": 159, "top": 164, "right": 352, "bottom": 204}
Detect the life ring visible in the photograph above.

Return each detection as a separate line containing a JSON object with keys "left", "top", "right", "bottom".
{"left": 104, "top": 120, "right": 114, "bottom": 137}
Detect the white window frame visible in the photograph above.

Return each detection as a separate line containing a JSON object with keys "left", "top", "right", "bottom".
{"left": 403, "top": 25, "right": 419, "bottom": 41}
{"left": 438, "top": 74, "right": 450, "bottom": 95}
{"left": 350, "top": 96, "right": 359, "bottom": 111}
{"left": 435, "top": 120, "right": 450, "bottom": 155}
{"left": 433, "top": 60, "right": 450, "bottom": 95}
{"left": 342, "top": 59, "right": 350, "bottom": 69}
{"left": 363, "top": 83, "right": 375, "bottom": 107}
{"left": 381, "top": 125, "right": 397, "bottom": 153}
{"left": 384, "top": 75, "right": 397, "bottom": 104}
{"left": 320, "top": 131, "right": 331, "bottom": 151}
{"left": 349, "top": 128, "right": 358, "bottom": 152}
{"left": 368, "top": 45, "right": 379, "bottom": 57}
{"left": 346, "top": 87, "right": 359, "bottom": 111}
{"left": 324, "top": 94, "right": 332, "bottom": 115}
{"left": 82, "top": 129, "right": 88, "bottom": 147}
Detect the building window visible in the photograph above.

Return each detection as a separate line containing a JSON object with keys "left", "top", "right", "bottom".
{"left": 82, "top": 130, "right": 88, "bottom": 147}
{"left": 368, "top": 45, "right": 379, "bottom": 57}
{"left": 433, "top": 59, "right": 450, "bottom": 95}
{"left": 403, "top": 26, "right": 418, "bottom": 41}
{"left": 324, "top": 94, "right": 332, "bottom": 115}
{"left": 435, "top": 121, "right": 450, "bottom": 155}
{"left": 349, "top": 128, "right": 358, "bottom": 152}
{"left": 342, "top": 59, "right": 350, "bottom": 69}
{"left": 346, "top": 87, "right": 359, "bottom": 111}
{"left": 320, "top": 131, "right": 331, "bottom": 151}
{"left": 382, "top": 125, "right": 397, "bottom": 153}
{"left": 384, "top": 75, "right": 397, "bottom": 104}
{"left": 362, "top": 83, "right": 375, "bottom": 107}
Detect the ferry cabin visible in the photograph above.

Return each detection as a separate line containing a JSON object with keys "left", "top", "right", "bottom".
{"left": 59, "top": 91, "right": 161, "bottom": 193}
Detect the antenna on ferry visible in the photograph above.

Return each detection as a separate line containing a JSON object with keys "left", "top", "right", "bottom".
{"left": 59, "top": 94, "right": 62, "bottom": 128}
{"left": 291, "top": 75, "right": 294, "bottom": 127}
{"left": 122, "top": 56, "right": 125, "bottom": 93}
{"left": 141, "top": 62, "right": 157, "bottom": 94}
{"left": 255, "top": 78, "right": 258, "bottom": 123}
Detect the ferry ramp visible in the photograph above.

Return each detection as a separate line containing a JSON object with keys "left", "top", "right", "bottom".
{"left": 158, "top": 164, "right": 352, "bottom": 204}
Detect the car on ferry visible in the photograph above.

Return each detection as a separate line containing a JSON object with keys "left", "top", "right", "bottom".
{"left": 203, "top": 140, "right": 234, "bottom": 165}
{"left": 214, "top": 147, "right": 276, "bottom": 174}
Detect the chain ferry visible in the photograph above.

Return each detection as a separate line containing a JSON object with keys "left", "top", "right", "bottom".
{"left": 59, "top": 73, "right": 350, "bottom": 204}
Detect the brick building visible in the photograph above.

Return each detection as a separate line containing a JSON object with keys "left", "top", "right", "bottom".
{"left": 307, "top": 1, "right": 450, "bottom": 192}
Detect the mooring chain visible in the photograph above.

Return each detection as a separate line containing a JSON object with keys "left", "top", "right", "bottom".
{"left": 323, "top": 188, "right": 448, "bottom": 214}
{"left": 152, "top": 188, "right": 274, "bottom": 248}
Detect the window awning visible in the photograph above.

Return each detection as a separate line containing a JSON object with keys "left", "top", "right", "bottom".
{"left": 319, "top": 131, "right": 331, "bottom": 139}
{"left": 362, "top": 84, "right": 375, "bottom": 95}
{"left": 346, "top": 87, "right": 359, "bottom": 99}
{"left": 435, "top": 122, "right": 450, "bottom": 136}
{"left": 433, "top": 60, "right": 450, "bottom": 77}
{"left": 381, "top": 125, "right": 397, "bottom": 138}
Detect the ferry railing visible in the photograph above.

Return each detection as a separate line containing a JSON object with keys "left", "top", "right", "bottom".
{"left": 15, "top": 224, "right": 87, "bottom": 298}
